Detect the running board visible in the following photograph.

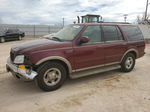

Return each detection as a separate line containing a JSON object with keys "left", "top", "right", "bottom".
{"left": 70, "top": 64, "right": 121, "bottom": 79}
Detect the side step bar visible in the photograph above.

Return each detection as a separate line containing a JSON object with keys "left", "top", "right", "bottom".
{"left": 70, "top": 64, "right": 121, "bottom": 79}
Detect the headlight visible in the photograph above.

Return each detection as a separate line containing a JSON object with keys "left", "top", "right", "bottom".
{"left": 14, "top": 55, "right": 24, "bottom": 64}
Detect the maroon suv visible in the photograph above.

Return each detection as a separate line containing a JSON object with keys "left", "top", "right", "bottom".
{"left": 6, "top": 23, "right": 145, "bottom": 91}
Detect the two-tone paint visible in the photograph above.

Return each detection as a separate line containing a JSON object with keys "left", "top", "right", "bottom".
{"left": 9, "top": 23, "right": 145, "bottom": 79}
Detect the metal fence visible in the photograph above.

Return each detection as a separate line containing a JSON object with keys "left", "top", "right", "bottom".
{"left": 0, "top": 24, "right": 150, "bottom": 39}
{"left": 138, "top": 24, "right": 150, "bottom": 39}
{"left": 0, "top": 24, "right": 63, "bottom": 37}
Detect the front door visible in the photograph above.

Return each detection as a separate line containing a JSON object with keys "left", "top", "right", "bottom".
{"left": 73, "top": 25, "right": 105, "bottom": 70}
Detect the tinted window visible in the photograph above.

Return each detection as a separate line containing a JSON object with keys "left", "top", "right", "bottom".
{"left": 121, "top": 25, "right": 144, "bottom": 41}
{"left": 82, "top": 25, "right": 102, "bottom": 44}
{"left": 102, "top": 25, "right": 123, "bottom": 41}
{"left": 7, "top": 29, "right": 13, "bottom": 33}
{"left": 6, "top": 29, "right": 18, "bottom": 33}
{"left": 11, "top": 29, "right": 17, "bottom": 33}
{"left": 13, "top": 29, "right": 19, "bottom": 32}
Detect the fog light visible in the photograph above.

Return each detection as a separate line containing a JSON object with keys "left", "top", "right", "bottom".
{"left": 18, "top": 65, "right": 25, "bottom": 70}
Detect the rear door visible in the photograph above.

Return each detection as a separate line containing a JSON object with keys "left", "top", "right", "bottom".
{"left": 102, "top": 25, "right": 127, "bottom": 64}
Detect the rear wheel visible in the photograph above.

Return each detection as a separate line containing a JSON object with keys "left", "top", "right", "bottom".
{"left": 36, "top": 61, "right": 67, "bottom": 91}
{"left": 0, "top": 37, "right": 5, "bottom": 43}
{"left": 121, "top": 53, "right": 135, "bottom": 72}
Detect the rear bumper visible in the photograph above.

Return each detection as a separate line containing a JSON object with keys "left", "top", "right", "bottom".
{"left": 6, "top": 57, "right": 37, "bottom": 81}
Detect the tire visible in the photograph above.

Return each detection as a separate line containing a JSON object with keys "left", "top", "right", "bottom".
{"left": 121, "top": 53, "right": 135, "bottom": 72}
{"left": 18, "top": 36, "right": 22, "bottom": 40}
{"left": 0, "top": 37, "right": 5, "bottom": 43}
{"left": 36, "top": 61, "right": 67, "bottom": 91}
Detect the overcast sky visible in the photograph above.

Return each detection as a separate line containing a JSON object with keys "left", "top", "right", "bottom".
{"left": 0, "top": 0, "right": 149, "bottom": 25}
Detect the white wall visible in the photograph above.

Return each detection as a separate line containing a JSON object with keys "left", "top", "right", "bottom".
{"left": 138, "top": 25, "right": 150, "bottom": 39}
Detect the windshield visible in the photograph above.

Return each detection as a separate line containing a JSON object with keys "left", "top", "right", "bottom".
{"left": 48, "top": 25, "right": 83, "bottom": 41}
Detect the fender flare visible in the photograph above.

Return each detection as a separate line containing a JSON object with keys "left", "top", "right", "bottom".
{"left": 120, "top": 49, "right": 138, "bottom": 62}
{"left": 35, "top": 56, "right": 72, "bottom": 73}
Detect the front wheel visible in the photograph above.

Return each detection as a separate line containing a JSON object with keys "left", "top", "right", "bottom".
{"left": 121, "top": 53, "right": 135, "bottom": 72}
{"left": 36, "top": 61, "right": 67, "bottom": 91}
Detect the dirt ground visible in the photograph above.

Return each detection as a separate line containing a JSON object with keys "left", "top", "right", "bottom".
{"left": 0, "top": 38, "right": 150, "bottom": 112}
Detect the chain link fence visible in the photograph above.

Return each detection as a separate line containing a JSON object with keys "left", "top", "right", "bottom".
{"left": 138, "top": 24, "right": 150, "bottom": 39}
{"left": 0, "top": 24, "right": 63, "bottom": 37}
{"left": 0, "top": 24, "right": 150, "bottom": 39}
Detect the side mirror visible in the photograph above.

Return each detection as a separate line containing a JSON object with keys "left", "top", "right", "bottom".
{"left": 79, "top": 36, "right": 89, "bottom": 44}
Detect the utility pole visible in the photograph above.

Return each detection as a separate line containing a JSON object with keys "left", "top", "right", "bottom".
{"left": 62, "top": 18, "right": 64, "bottom": 27}
{"left": 123, "top": 14, "right": 128, "bottom": 22}
{"left": 33, "top": 25, "right": 35, "bottom": 37}
{"left": 145, "top": 0, "right": 149, "bottom": 20}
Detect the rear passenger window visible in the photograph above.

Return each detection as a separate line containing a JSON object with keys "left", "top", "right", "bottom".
{"left": 102, "top": 25, "right": 123, "bottom": 41}
{"left": 7, "top": 29, "right": 13, "bottom": 33}
{"left": 121, "top": 26, "right": 144, "bottom": 41}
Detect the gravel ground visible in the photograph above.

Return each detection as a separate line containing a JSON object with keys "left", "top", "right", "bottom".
{"left": 0, "top": 39, "right": 150, "bottom": 112}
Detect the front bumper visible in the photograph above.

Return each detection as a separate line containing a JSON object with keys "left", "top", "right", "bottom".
{"left": 6, "top": 57, "right": 37, "bottom": 81}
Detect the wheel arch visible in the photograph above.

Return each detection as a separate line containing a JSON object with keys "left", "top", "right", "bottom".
{"left": 121, "top": 49, "right": 138, "bottom": 63}
{"left": 35, "top": 56, "right": 72, "bottom": 73}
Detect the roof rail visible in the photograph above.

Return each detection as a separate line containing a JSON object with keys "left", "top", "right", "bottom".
{"left": 99, "top": 22, "right": 131, "bottom": 24}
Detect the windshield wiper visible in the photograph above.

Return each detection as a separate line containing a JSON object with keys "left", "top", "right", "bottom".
{"left": 51, "top": 37, "right": 62, "bottom": 42}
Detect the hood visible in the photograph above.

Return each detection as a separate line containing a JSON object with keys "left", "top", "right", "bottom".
{"left": 11, "top": 39, "right": 72, "bottom": 54}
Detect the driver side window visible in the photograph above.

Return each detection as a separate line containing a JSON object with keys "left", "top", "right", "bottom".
{"left": 82, "top": 25, "right": 102, "bottom": 44}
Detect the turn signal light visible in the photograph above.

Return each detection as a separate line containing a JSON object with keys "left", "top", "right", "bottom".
{"left": 18, "top": 65, "right": 26, "bottom": 69}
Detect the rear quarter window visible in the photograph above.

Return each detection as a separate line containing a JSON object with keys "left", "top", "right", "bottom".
{"left": 121, "top": 25, "right": 144, "bottom": 41}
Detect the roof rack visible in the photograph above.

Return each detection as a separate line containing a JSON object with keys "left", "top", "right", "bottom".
{"left": 99, "top": 22, "right": 131, "bottom": 24}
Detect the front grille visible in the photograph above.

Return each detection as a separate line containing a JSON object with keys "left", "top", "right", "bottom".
{"left": 10, "top": 51, "right": 15, "bottom": 62}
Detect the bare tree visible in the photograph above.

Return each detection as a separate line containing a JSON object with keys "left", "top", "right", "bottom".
{"left": 136, "top": 15, "right": 142, "bottom": 24}
{"left": 146, "top": 14, "right": 150, "bottom": 20}
{"left": 136, "top": 13, "right": 150, "bottom": 24}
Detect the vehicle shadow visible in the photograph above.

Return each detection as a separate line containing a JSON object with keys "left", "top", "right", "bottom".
{"left": 64, "top": 69, "right": 123, "bottom": 87}
{"left": 3, "top": 69, "right": 126, "bottom": 94}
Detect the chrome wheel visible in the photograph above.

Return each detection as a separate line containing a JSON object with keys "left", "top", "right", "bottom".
{"left": 43, "top": 68, "right": 61, "bottom": 86}
{"left": 37, "top": 62, "right": 67, "bottom": 91}
{"left": 121, "top": 53, "right": 135, "bottom": 72}
{"left": 125, "top": 57, "right": 133, "bottom": 69}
